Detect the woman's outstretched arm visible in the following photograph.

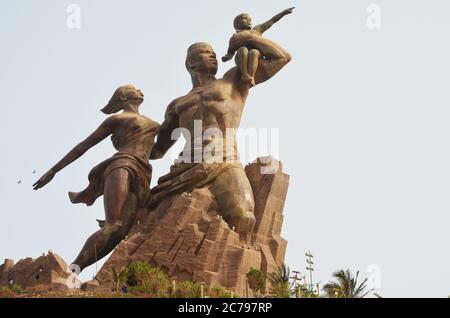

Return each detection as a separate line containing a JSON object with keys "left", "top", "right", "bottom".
{"left": 33, "top": 116, "right": 117, "bottom": 190}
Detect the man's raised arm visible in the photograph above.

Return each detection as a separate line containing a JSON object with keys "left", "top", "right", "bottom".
{"left": 243, "top": 33, "right": 292, "bottom": 86}
{"left": 150, "top": 99, "right": 180, "bottom": 159}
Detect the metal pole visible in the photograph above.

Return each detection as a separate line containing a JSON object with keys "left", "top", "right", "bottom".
{"left": 305, "top": 251, "right": 314, "bottom": 294}
{"left": 291, "top": 271, "right": 301, "bottom": 298}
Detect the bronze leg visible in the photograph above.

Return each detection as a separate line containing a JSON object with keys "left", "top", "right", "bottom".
{"left": 71, "top": 168, "right": 132, "bottom": 272}
{"left": 212, "top": 167, "right": 256, "bottom": 244}
{"left": 235, "top": 46, "right": 253, "bottom": 84}
{"left": 247, "top": 49, "right": 261, "bottom": 87}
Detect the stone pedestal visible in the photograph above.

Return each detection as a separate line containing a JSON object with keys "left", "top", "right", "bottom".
{"left": 96, "top": 157, "right": 289, "bottom": 295}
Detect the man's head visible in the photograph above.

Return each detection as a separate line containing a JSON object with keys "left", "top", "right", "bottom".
{"left": 185, "top": 42, "right": 218, "bottom": 76}
{"left": 233, "top": 13, "right": 252, "bottom": 31}
{"left": 101, "top": 84, "right": 144, "bottom": 114}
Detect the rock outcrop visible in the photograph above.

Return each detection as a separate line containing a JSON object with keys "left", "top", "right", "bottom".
{"left": 95, "top": 157, "right": 289, "bottom": 295}
{"left": 0, "top": 251, "right": 80, "bottom": 292}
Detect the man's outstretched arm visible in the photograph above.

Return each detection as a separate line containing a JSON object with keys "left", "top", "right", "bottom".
{"left": 150, "top": 100, "right": 180, "bottom": 159}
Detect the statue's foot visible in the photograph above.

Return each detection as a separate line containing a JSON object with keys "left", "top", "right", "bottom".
{"left": 222, "top": 54, "right": 232, "bottom": 62}
{"left": 229, "top": 211, "right": 256, "bottom": 245}
{"left": 68, "top": 191, "right": 76, "bottom": 203}
{"left": 238, "top": 231, "right": 252, "bottom": 247}
{"left": 236, "top": 216, "right": 255, "bottom": 245}
{"left": 96, "top": 219, "right": 105, "bottom": 229}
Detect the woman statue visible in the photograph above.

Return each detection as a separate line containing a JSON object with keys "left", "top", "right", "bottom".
{"left": 33, "top": 84, "right": 160, "bottom": 272}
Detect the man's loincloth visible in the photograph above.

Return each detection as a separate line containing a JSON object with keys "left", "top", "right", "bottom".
{"left": 148, "top": 162, "right": 243, "bottom": 208}
{"left": 69, "top": 152, "right": 152, "bottom": 207}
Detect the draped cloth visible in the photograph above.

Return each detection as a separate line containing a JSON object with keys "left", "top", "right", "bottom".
{"left": 69, "top": 152, "right": 152, "bottom": 208}
{"left": 148, "top": 161, "right": 242, "bottom": 208}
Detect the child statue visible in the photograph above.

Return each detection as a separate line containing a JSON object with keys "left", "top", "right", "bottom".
{"left": 222, "top": 7, "right": 294, "bottom": 86}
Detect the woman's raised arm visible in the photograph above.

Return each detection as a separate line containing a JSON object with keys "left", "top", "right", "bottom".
{"left": 33, "top": 116, "right": 117, "bottom": 190}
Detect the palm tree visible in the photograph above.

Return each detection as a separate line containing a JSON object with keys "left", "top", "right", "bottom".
{"left": 267, "top": 264, "right": 293, "bottom": 298}
{"left": 246, "top": 268, "right": 266, "bottom": 294}
{"left": 323, "top": 269, "right": 373, "bottom": 298}
{"left": 108, "top": 266, "right": 128, "bottom": 293}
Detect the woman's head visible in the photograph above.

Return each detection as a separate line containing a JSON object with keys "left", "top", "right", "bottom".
{"left": 101, "top": 84, "right": 144, "bottom": 114}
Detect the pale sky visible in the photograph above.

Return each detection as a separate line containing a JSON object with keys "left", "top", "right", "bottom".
{"left": 0, "top": 0, "right": 449, "bottom": 297}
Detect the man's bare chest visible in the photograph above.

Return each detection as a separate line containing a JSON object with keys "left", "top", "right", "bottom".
{"left": 174, "top": 84, "right": 237, "bottom": 118}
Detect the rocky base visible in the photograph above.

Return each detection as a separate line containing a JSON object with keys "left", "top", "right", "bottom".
{"left": 95, "top": 157, "right": 289, "bottom": 295}
{"left": 0, "top": 157, "right": 289, "bottom": 295}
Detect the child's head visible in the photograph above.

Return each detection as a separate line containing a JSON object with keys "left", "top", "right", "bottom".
{"left": 233, "top": 13, "right": 252, "bottom": 31}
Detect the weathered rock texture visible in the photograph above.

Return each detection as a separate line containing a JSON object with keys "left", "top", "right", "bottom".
{"left": 95, "top": 157, "right": 289, "bottom": 295}
{"left": 0, "top": 251, "right": 80, "bottom": 292}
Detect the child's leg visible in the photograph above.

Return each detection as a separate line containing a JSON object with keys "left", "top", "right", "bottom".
{"left": 248, "top": 49, "right": 261, "bottom": 87}
{"left": 235, "top": 46, "right": 252, "bottom": 83}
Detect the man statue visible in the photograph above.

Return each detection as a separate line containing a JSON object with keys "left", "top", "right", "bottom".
{"left": 149, "top": 29, "right": 292, "bottom": 244}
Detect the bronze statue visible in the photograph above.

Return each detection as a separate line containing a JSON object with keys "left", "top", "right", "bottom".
{"left": 222, "top": 7, "right": 294, "bottom": 86}
{"left": 31, "top": 8, "right": 293, "bottom": 272}
{"left": 150, "top": 10, "right": 292, "bottom": 244}
{"left": 33, "top": 85, "right": 159, "bottom": 271}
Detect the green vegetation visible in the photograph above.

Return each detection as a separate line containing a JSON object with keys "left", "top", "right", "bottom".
{"left": 172, "top": 281, "right": 202, "bottom": 298}
{"left": 207, "top": 285, "right": 233, "bottom": 298}
{"left": 267, "top": 264, "right": 293, "bottom": 298}
{"left": 108, "top": 261, "right": 232, "bottom": 298}
{"left": 0, "top": 284, "right": 25, "bottom": 298}
{"left": 322, "top": 269, "right": 373, "bottom": 298}
{"left": 9, "top": 284, "right": 24, "bottom": 294}
{"left": 108, "top": 266, "right": 128, "bottom": 293}
{"left": 0, "top": 285, "right": 18, "bottom": 298}
{"left": 126, "top": 261, "right": 153, "bottom": 286}
{"left": 128, "top": 267, "right": 170, "bottom": 297}
{"left": 0, "top": 253, "right": 378, "bottom": 299}
{"left": 246, "top": 268, "right": 266, "bottom": 293}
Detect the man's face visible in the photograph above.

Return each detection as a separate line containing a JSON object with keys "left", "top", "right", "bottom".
{"left": 189, "top": 44, "right": 218, "bottom": 75}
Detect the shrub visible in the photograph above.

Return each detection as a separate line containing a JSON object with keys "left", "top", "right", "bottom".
{"left": 126, "top": 261, "right": 153, "bottom": 286}
{"left": 207, "top": 286, "right": 233, "bottom": 298}
{"left": 142, "top": 267, "right": 170, "bottom": 297}
{"left": 268, "top": 264, "right": 293, "bottom": 298}
{"left": 126, "top": 262, "right": 170, "bottom": 297}
{"left": 246, "top": 268, "right": 266, "bottom": 293}
{"left": 172, "top": 281, "right": 202, "bottom": 298}
{"left": 0, "top": 285, "right": 17, "bottom": 298}
{"left": 108, "top": 266, "right": 128, "bottom": 293}
{"left": 9, "top": 284, "right": 24, "bottom": 294}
